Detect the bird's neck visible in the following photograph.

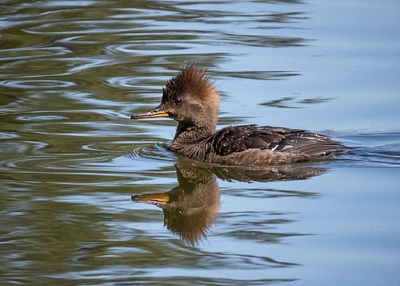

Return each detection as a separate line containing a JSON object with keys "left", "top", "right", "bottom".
{"left": 173, "top": 122, "right": 214, "bottom": 145}
{"left": 169, "top": 122, "right": 216, "bottom": 162}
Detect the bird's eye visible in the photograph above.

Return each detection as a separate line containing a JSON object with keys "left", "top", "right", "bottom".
{"left": 175, "top": 97, "right": 183, "bottom": 105}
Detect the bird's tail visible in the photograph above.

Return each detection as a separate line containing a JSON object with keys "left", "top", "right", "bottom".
{"left": 286, "top": 140, "right": 348, "bottom": 160}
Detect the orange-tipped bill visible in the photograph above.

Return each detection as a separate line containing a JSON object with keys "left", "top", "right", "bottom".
{"left": 132, "top": 193, "right": 170, "bottom": 206}
{"left": 131, "top": 107, "right": 169, "bottom": 120}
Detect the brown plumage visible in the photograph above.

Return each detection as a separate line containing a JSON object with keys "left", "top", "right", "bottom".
{"left": 132, "top": 163, "right": 220, "bottom": 245}
{"left": 131, "top": 65, "right": 346, "bottom": 166}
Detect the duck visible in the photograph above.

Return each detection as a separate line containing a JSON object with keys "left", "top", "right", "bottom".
{"left": 131, "top": 65, "right": 346, "bottom": 166}
{"left": 132, "top": 163, "right": 220, "bottom": 245}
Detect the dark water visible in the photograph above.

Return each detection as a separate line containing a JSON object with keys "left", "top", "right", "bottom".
{"left": 1, "top": 0, "right": 400, "bottom": 285}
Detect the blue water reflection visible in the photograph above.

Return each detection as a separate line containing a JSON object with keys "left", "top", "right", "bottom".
{"left": 0, "top": 0, "right": 399, "bottom": 285}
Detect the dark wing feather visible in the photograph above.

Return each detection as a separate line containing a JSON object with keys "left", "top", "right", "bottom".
{"left": 210, "top": 125, "right": 285, "bottom": 155}
{"left": 209, "top": 125, "right": 345, "bottom": 158}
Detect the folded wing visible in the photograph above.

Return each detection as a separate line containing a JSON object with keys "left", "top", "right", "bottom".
{"left": 209, "top": 125, "right": 345, "bottom": 159}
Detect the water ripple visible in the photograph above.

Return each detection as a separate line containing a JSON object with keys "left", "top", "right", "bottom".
{"left": 23, "top": 20, "right": 149, "bottom": 35}
{"left": 336, "top": 131, "right": 400, "bottom": 167}
{"left": 16, "top": 115, "right": 67, "bottom": 121}
{"left": 0, "top": 47, "right": 70, "bottom": 61}
{"left": 0, "top": 79, "right": 75, "bottom": 89}
{"left": 2, "top": 0, "right": 398, "bottom": 285}
{"left": 106, "top": 43, "right": 189, "bottom": 54}
{"left": 0, "top": 132, "right": 19, "bottom": 139}
{"left": 127, "top": 143, "right": 175, "bottom": 162}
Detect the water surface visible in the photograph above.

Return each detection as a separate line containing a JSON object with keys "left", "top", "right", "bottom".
{"left": 1, "top": 0, "right": 399, "bottom": 285}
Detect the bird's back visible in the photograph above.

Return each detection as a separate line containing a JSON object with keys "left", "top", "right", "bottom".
{"left": 206, "top": 125, "right": 345, "bottom": 166}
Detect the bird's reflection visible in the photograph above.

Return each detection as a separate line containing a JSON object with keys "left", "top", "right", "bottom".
{"left": 133, "top": 163, "right": 220, "bottom": 245}
{"left": 132, "top": 161, "right": 326, "bottom": 245}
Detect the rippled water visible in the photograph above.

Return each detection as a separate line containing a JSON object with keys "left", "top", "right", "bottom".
{"left": 1, "top": 0, "right": 400, "bottom": 285}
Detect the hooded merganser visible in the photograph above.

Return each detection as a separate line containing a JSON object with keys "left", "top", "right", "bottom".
{"left": 132, "top": 163, "right": 220, "bottom": 245}
{"left": 131, "top": 65, "right": 346, "bottom": 166}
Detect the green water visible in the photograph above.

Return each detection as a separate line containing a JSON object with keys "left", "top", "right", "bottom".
{"left": 1, "top": 0, "right": 399, "bottom": 285}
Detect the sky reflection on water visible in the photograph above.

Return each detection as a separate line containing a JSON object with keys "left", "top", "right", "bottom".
{"left": 0, "top": 0, "right": 399, "bottom": 285}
